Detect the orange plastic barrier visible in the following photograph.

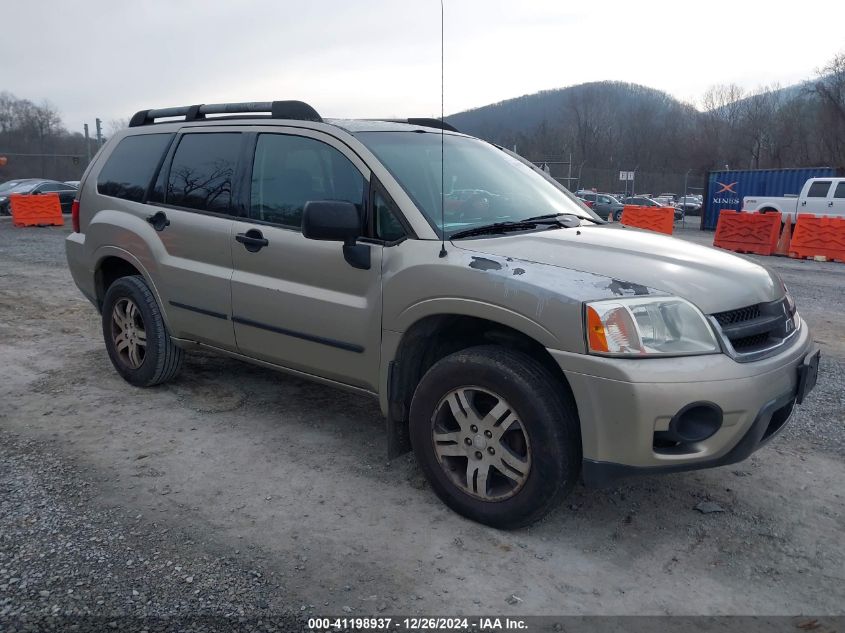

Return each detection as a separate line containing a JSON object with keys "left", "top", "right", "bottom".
{"left": 10, "top": 193, "right": 64, "bottom": 227}
{"left": 619, "top": 205, "right": 674, "bottom": 235}
{"left": 789, "top": 214, "right": 845, "bottom": 263}
{"left": 713, "top": 210, "right": 781, "bottom": 256}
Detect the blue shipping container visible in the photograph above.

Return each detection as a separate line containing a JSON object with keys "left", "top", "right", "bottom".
{"left": 701, "top": 167, "right": 841, "bottom": 230}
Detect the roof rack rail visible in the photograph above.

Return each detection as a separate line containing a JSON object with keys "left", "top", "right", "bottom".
{"left": 128, "top": 100, "right": 322, "bottom": 127}
{"left": 374, "top": 118, "right": 459, "bottom": 133}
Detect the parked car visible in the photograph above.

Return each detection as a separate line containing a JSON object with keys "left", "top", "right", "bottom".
{"left": 622, "top": 196, "right": 684, "bottom": 222}
{"left": 655, "top": 193, "right": 677, "bottom": 206}
{"left": 0, "top": 179, "right": 36, "bottom": 214}
{"left": 0, "top": 178, "right": 78, "bottom": 215}
{"left": 677, "top": 195, "right": 702, "bottom": 215}
{"left": 574, "top": 192, "right": 624, "bottom": 221}
{"left": 66, "top": 100, "right": 819, "bottom": 529}
{"left": 743, "top": 177, "right": 845, "bottom": 222}
{"left": 574, "top": 194, "right": 595, "bottom": 209}
{"left": 64, "top": 180, "right": 81, "bottom": 187}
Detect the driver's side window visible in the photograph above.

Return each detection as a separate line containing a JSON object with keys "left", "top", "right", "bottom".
{"left": 250, "top": 134, "right": 365, "bottom": 230}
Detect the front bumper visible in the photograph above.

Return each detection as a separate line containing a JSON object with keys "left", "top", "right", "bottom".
{"left": 549, "top": 320, "right": 817, "bottom": 486}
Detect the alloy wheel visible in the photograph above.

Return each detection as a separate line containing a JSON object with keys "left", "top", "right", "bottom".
{"left": 111, "top": 297, "right": 147, "bottom": 369}
{"left": 431, "top": 386, "right": 532, "bottom": 501}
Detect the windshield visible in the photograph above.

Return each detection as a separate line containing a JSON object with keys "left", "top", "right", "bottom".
{"left": 7, "top": 181, "right": 39, "bottom": 194}
{"left": 357, "top": 131, "right": 599, "bottom": 237}
{"left": 0, "top": 180, "right": 26, "bottom": 194}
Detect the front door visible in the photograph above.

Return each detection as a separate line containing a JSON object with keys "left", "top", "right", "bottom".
{"left": 230, "top": 129, "right": 383, "bottom": 390}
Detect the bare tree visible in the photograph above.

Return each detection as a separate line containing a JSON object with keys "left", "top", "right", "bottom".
{"left": 107, "top": 118, "right": 129, "bottom": 137}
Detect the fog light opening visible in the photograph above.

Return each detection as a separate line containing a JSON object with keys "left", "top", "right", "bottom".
{"left": 670, "top": 403, "right": 724, "bottom": 443}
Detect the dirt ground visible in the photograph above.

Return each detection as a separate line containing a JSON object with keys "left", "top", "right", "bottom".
{"left": 0, "top": 218, "right": 843, "bottom": 618}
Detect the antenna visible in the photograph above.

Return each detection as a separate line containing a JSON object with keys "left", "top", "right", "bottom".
{"left": 438, "top": 0, "right": 447, "bottom": 258}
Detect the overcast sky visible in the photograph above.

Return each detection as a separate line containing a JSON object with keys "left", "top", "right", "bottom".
{"left": 2, "top": 0, "right": 843, "bottom": 132}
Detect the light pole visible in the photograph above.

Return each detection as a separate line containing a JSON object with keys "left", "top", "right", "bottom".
{"left": 83, "top": 123, "right": 91, "bottom": 165}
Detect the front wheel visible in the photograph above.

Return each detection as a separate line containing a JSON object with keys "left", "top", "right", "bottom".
{"left": 409, "top": 345, "right": 581, "bottom": 528}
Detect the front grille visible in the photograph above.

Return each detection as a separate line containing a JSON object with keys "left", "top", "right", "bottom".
{"left": 710, "top": 297, "right": 796, "bottom": 361}
{"left": 730, "top": 332, "right": 770, "bottom": 351}
{"left": 713, "top": 305, "right": 761, "bottom": 326}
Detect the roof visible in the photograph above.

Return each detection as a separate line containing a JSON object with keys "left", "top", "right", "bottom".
{"left": 127, "top": 101, "right": 460, "bottom": 135}
{"left": 326, "top": 118, "right": 462, "bottom": 134}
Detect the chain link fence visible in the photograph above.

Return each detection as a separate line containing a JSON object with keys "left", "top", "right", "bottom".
{"left": 532, "top": 160, "right": 706, "bottom": 199}
{"left": 0, "top": 152, "right": 87, "bottom": 182}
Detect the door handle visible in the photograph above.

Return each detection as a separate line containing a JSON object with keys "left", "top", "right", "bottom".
{"left": 146, "top": 210, "right": 170, "bottom": 231}
{"left": 235, "top": 229, "right": 269, "bottom": 252}
{"left": 829, "top": 201, "right": 834, "bottom": 207}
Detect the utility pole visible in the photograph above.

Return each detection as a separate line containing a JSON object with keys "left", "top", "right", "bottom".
{"left": 95, "top": 118, "right": 103, "bottom": 147}
{"left": 567, "top": 152, "right": 572, "bottom": 189}
{"left": 84, "top": 123, "right": 91, "bottom": 165}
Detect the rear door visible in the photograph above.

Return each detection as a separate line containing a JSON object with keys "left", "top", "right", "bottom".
{"left": 143, "top": 129, "right": 245, "bottom": 350}
{"left": 229, "top": 128, "right": 383, "bottom": 390}
{"left": 829, "top": 181, "right": 845, "bottom": 217}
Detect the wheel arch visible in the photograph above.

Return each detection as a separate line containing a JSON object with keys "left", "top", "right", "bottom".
{"left": 93, "top": 248, "right": 170, "bottom": 330}
{"left": 383, "top": 313, "right": 579, "bottom": 459}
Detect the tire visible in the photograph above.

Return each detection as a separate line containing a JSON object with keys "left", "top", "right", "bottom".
{"left": 101, "top": 275, "right": 183, "bottom": 387}
{"left": 409, "top": 345, "right": 581, "bottom": 529}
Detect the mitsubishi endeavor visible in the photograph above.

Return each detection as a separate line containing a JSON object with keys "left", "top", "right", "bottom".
{"left": 65, "top": 100, "right": 820, "bottom": 528}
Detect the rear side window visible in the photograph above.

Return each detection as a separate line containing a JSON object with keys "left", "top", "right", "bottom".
{"left": 250, "top": 134, "right": 365, "bottom": 229}
{"left": 807, "top": 181, "right": 832, "bottom": 198}
{"left": 97, "top": 134, "right": 174, "bottom": 202}
{"left": 167, "top": 133, "right": 241, "bottom": 213}
{"left": 834, "top": 182, "right": 845, "bottom": 199}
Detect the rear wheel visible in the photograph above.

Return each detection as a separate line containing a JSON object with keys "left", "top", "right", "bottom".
{"left": 409, "top": 345, "right": 581, "bottom": 528}
{"left": 102, "top": 275, "right": 183, "bottom": 387}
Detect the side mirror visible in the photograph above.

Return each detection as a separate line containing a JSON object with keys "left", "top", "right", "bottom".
{"left": 301, "top": 200, "right": 370, "bottom": 270}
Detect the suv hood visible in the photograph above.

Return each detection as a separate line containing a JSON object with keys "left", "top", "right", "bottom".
{"left": 452, "top": 224, "right": 782, "bottom": 314}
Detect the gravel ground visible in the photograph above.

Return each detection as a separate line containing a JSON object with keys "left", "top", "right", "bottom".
{"left": 0, "top": 218, "right": 843, "bottom": 623}
{"left": 0, "top": 431, "right": 302, "bottom": 632}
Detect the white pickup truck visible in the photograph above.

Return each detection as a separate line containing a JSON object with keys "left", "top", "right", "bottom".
{"left": 743, "top": 177, "right": 845, "bottom": 222}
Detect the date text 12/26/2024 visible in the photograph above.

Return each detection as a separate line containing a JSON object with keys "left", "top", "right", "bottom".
{"left": 307, "top": 617, "right": 529, "bottom": 631}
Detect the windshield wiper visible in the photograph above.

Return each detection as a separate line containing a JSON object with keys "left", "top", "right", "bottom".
{"left": 449, "top": 221, "right": 538, "bottom": 240}
{"left": 522, "top": 213, "right": 565, "bottom": 222}
{"left": 449, "top": 220, "right": 560, "bottom": 240}
{"left": 448, "top": 212, "right": 593, "bottom": 240}
{"left": 524, "top": 212, "right": 603, "bottom": 225}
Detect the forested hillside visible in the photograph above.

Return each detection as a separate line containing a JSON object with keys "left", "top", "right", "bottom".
{"left": 446, "top": 53, "right": 845, "bottom": 193}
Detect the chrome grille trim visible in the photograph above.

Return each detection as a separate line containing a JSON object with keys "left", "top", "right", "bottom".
{"left": 709, "top": 297, "right": 799, "bottom": 362}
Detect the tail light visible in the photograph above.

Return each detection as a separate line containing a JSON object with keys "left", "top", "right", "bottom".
{"left": 71, "top": 199, "right": 80, "bottom": 233}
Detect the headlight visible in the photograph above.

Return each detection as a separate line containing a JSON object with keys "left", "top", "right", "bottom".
{"left": 585, "top": 297, "right": 720, "bottom": 357}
